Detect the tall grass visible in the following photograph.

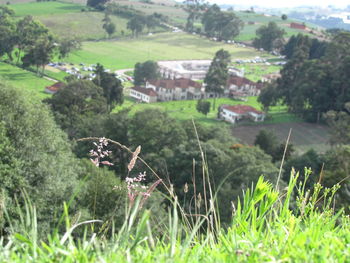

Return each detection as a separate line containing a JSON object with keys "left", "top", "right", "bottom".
{"left": 1, "top": 138, "right": 349, "bottom": 262}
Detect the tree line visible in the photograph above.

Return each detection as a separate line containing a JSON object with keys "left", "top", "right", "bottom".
{"left": 0, "top": 6, "right": 80, "bottom": 74}
{"left": 259, "top": 32, "right": 350, "bottom": 122}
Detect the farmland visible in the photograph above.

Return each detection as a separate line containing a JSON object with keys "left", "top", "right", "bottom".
{"left": 66, "top": 32, "right": 270, "bottom": 69}
{"left": 8, "top": 1, "right": 132, "bottom": 40}
{"left": 232, "top": 122, "right": 330, "bottom": 153}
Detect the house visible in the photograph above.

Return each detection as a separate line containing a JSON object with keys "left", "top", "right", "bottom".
{"left": 218, "top": 104, "right": 265, "bottom": 124}
{"left": 130, "top": 86, "right": 158, "bottom": 103}
{"left": 290, "top": 22, "right": 306, "bottom": 30}
{"left": 44, "top": 82, "right": 65, "bottom": 94}
{"left": 146, "top": 78, "right": 203, "bottom": 101}
{"left": 226, "top": 76, "right": 263, "bottom": 97}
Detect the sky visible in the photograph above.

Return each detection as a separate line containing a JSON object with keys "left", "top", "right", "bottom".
{"left": 207, "top": 0, "right": 349, "bottom": 8}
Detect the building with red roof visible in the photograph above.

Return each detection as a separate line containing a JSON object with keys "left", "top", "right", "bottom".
{"left": 290, "top": 22, "right": 306, "bottom": 30}
{"left": 130, "top": 86, "right": 158, "bottom": 103}
{"left": 44, "top": 82, "right": 65, "bottom": 94}
{"left": 218, "top": 104, "right": 265, "bottom": 124}
{"left": 226, "top": 76, "right": 263, "bottom": 97}
{"left": 146, "top": 78, "right": 203, "bottom": 101}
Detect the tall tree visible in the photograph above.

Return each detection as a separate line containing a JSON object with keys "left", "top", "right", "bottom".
{"left": 204, "top": 49, "right": 231, "bottom": 109}
{"left": 253, "top": 22, "right": 286, "bottom": 52}
{"left": 127, "top": 15, "right": 145, "bottom": 37}
{"left": 196, "top": 100, "right": 210, "bottom": 116}
{"left": 201, "top": 4, "right": 243, "bottom": 40}
{"left": 0, "top": 6, "right": 16, "bottom": 61}
{"left": 15, "top": 16, "right": 49, "bottom": 64}
{"left": 58, "top": 37, "right": 81, "bottom": 59}
{"left": 102, "top": 13, "right": 116, "bottom": 38}
{"left": 93, "top": 63, "right": 124, "bottom": 111}
{"left": 133, "top": 60, "right": 159, "bottom": 86}
{"left": 21, "top": 34, "right": 56, "bottom": 75}
{"left": 87, "top": 0, "right": 109, "bottom": 9}
{"left": 0, "top": 83, "right": 80, "bottom": 234}
{"left": 45, "top": 80, "right": 108, "bottom": 138}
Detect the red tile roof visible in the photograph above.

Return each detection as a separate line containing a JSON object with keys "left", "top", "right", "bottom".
{"left": 148, "top": 78, "right": 202, "bottom": 90}
{"left": 222, "top": 104, "right": 264, "bottom": 115}
{"left": 226, "top": 76, "right": 256, "bottom": 87}
{"left": 131, "top": 86, "right": 158, "bottom": 97}
{"left": 290, "top": 22, "right": 306, "bottom": 30}
{"left": 45, "top": 82, "right": 65, "bottom": 93}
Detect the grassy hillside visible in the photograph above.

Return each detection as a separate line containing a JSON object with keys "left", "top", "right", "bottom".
{"left": 0, "top": 62, "right": 53, "bottom": 100}
{"left": 66, "top": 32, "right": 270, "bottom": 69}
{"left": 8, "top": 1, "right": 132, "bottom": 39}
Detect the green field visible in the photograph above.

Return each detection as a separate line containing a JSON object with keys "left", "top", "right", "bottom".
{"left": 10, "top": 1, "right": 84, "bottom": 16}
{"left": 114, "top": 95, "right": 298, "bottom": 127}
{"left": 7, "top": 1, "right": 133, "bottom": 40}
{"left": 0, "top": 62, "right": 53, "bottom": 100}
{"left": 66, "top": 32, "right": 270, "bottom": 70}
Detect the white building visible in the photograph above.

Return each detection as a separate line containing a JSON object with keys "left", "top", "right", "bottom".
{"left": 219, "top": 104, "right": 265, "bottom": 124}
{"left": 130, "top": 86, "right": 158, "bottom": 103}
{"left": 157, "top": 60, "right": 211, "bottom": 80}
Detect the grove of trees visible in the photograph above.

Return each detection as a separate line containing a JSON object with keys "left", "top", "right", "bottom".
{"left": 259, "top": 32, "right": 350, "bottom": 122}
{"left": 253, "top": 22, "right": 286, "bottom": 51}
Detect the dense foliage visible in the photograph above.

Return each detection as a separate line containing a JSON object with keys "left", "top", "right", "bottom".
{"left": 253, "top": 22, "right": 286, "bottom": 51}
{"left": 259, "top": 32, "right": 350, "bottom": 122}
{"left": 201, "top": 4, "right": 244, "bottom": 40}
{"left": 133, "top": 60, "right": 159, "bottom": 86}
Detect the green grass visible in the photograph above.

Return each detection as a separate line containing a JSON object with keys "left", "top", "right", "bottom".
{"left": 234, "top": 63, "right": 282, "bottom": 82}
{"left": 0, "top": 62, "right": 53, "bottom": 100}
{"left": 5, "top": 1, "right": 133, "bottom": 40}
{"left": 66, "top": 32, "right": 271, "bottom": 70}
{"left": 114, "top": 95, "right": 295, "bottom": 127}
{"left": 9, "top": 1, "right": 84, "bottom": 17}
{"left": 1, "top": 173, "right": 349, "bottom": 262}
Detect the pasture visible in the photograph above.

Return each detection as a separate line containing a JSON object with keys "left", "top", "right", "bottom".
{"left": 0, "top": 62, "right": 53, "bottom": 100}
{"left": 232, "top": 122, "right": 330, "bottom": 153}
{"left": 66, "top": 32, "right": 270, "bottom": 69}
{"left": 7, "top": 1, "right": 132, "bottom": 40}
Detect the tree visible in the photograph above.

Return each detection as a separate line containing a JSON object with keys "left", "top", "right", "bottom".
{"left": 281, "top": 14, "right": 288, "bottom": 20}
{"left": 201, "top": 4, "right": 243, "bottom": 40}
{"left": 0, "top": 83, "right": 80, "bottom": 234}
{"left": 87, "top": 0, "right": 108, "bottom": 9}
{"left": 93, "top": 63, "right": 124, "bottom": 111}
{"left": 21, "top": 34, "right": 56, "bottom": 75}
{"left": 253, "top": 22, "right": 286, "bottom": 52}
{"left": 102, "top": 14, "right": 116, "bottom": 38}
{"left": 325, "top": 102, "right": 350, "bottom": 145}
{"left": 58, "top": 37, "right": 81, "bottom": 59}
{"left": 133, "top": 60, "right": 159, "bottom": 86}
{"left": 196, "top": 100, "right": 210, "bottom": 116}
{"left": 45, "top": 79, "right": 108, "bottom": 138}
{"left": 145, "top": 14, "right": 160, "bottom": 33}
{"left": 254, "top": 129, "right": 278, "bottom": 156}
{"left": 0, "top": 6, "right": 16, "bottom": 61}
{"left": 127, "top": 15, "right": 145, "bottom": 37}
{"left": 204, "top": 49, "right": 231, "bottom": 110}
{"left": 15, "top": 16, "right": 49, "bottom": 64}
{"left": 257, "top": 82, "right": 277, "bottom": 112}
{"left": 129, "top": 109, "right": 188, "bottom": 154}
{"left": 273, "top": 32, "right": 350, "bottom": 122}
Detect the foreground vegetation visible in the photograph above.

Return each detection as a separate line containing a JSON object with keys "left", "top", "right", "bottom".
{"left": 1, "top": 172, "right": 349, "bottom": 262}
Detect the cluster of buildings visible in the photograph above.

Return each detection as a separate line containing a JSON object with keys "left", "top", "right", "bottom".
{"left": 130, "top": 60, "right": 264, "bottom": 104}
